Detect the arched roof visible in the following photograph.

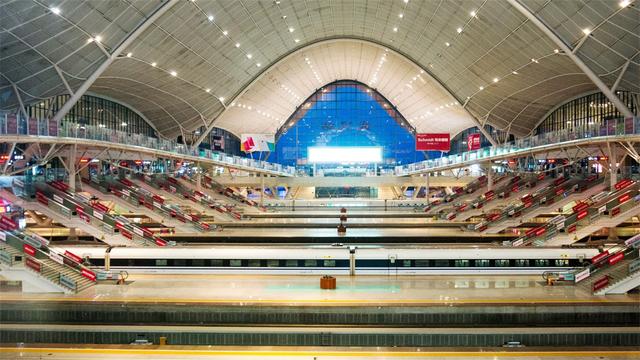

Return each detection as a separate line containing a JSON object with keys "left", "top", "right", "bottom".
{"left": 0, "top": 0, "right": 638, "bottom": 139}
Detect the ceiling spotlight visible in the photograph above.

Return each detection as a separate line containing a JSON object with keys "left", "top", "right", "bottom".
{"left": 219, "top": 97, "right": 225, "bottom": 102}
{"left": 393, "top": 27, "right": 398, "bottom": 32}
{"left": 235, "top": 43, "right": 240, "bottom": 48}
{"left": 512, "top": 71, "right": 518, "bottom": 74}
{"left": 445, "top": 42, "right": 450, "bottom": 47}
{"left": 456, "top": 27, "right": 463, "bottom": 34}
{"left": 170, "top": 70, "right": 177, "bottom": 76}
{"left": 470, "top": 10, "right": 477, "bottom": 17}
{"left": 222, "top": 30, "right": 228, "bottom": 36}
{"left": 493, "top": 78, "right": 499, "bottom": 83}
{"left": 403, "top": 0, "right": 408, "bottom": 3}
{"left": 205, "top": 88, "right": 211, "bottom": 93}
{"left": 619, "top": 0, "right": 630, "bottom": 7}
{"left": 479, "top": 86, "right": 484, "bottom": 90}
{"left": 126, "top": 52, "right": 132, "bottom": 57}
{"left": 87, "top": 37, "right": 94, "bottom": 43}
{"left": 207, "top": 15, "right": 214, "bottom": 21}
{"left": 94, "top": 35, "right": 102, "bottom": 42}
{"left": 256, "top": 63, "right": 261, "bottom": 67}
{"left": 554, "top": 49, "right": 559, "bottom": 53}
{"left": 582, "top": 28, "right": 591, "bottom": 35}
{"left": 50, "top": 7, "right": 61, "bottom": 15}
{"left": 246, "top": 53, "right": 252, "bottom": 59}
{"left": 151, "top": 62, "right": 157, "bottom": 67}
{"left": 399, "top": 13, "right": 404, "bottom": 18}
{"left": 294, "top": 38, "right": 300, "bottom": 43}
{"left": 288, "top": 27, "right": 294, "bottom": 33}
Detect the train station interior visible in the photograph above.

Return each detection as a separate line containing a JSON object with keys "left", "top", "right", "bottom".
{"left": 0, "top": 0, "right": 639, "bottom": 359}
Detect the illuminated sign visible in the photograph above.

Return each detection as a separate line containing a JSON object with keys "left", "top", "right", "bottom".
{"left": 308, "top": 147, "right": 383, "bottom": 163}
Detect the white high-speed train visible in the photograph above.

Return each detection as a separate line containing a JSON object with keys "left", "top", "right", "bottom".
{"left": 52, "top": 245, "right": 600, "bottom": 275}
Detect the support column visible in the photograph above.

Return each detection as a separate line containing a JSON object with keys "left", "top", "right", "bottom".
{"left": 68, "top": 145, "right": 76, "bottom": 191}
{"left": 196, "top": 164, "right": 202, "bottom": 191}
{"left": 260, "top": 174, "right": 265, "bottom": 207}
{"left": 486, "top": 165, "right": 493, "bottom": 191}
{"left": 609, "top": 144, "right": 617, "bottom": 189}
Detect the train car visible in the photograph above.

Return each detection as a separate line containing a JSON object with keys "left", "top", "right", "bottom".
{"left": 51, "top": 246, "right": 600, "bottom": 275}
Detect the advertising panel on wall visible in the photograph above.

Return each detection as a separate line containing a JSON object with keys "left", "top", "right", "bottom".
{"left": 415, "top": 133, "right": 450, "bottom": 151}
{"left": 467, "top": 133, "right": 481, "bottom": 151}
{"left": 212, "top": 135, "right": 225, "bottom": 151}
{"left": 241, "top": 134, "right": 275, "bottom": 153}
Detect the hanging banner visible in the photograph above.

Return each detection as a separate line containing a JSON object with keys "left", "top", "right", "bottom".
{"left": 415, "top": 133, "right": 450, "bottom": 151}
{"left": 467, "top": 133, "right": 481, "bottom": 151}
{"left": 212, "top": 135, "right": 225, "bottom": 151}
{"left": 240, "top": 134, "right": 275, "bottom": 153}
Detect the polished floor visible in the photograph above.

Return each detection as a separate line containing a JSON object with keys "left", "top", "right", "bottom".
{"left": 0, "top": 346, "right": 638, "bottom": 360}
{"left": 1, "top": 274, "right": 636, "bottom": 305}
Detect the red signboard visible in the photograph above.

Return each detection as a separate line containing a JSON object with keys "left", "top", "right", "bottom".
{"left": 457, "top": 204, "right": 467, "bottom": 212}
{"left": 25, "top": 257, "right": 41, "bottom": 272}
{"left": 592, "top": 276, "right": 609, "bottom": 292}
{"left": 614, "top": 179, "right": 633, "bottom": 190}
{"left": 64, "top": 250, "right": 83, "bottom": 263}
{"left": 0, "top": 216, "right": 18, "bottom": 231}
{"left": 466, "top": 133, "right": 481, "bottom": 151}
{"left": 23, "top": 244, "right": 36, "bottom": 257}
{"left": 537, "top": 173, "right": 545, "bottom": 181}
{"left": 608, "top": 252, "right": 624, "bottom": 265}
{"left": 154, "top": 237, "right": 167, "bottom": 246}
{"left": 611, "top": 207, "right": 621, "bottom": 216}
{"left": 122, "top": 230, "right": 133, "bottom": 239}
{"left": 81, "top": 268, "right": 97, "bottom": 282}
{"left": 553, "top": 176, "right": 566, "bottom": 186}
{"left": 618, "top": 193, "right": 631, "bottom": 204}
{"left": 415, "top": 133, "right": 450, "bottom": 151}
{"left": 576, "top": 210, "right": 588, "bottom": 220}
{"left": 119, "top": 178, "right": 133, "bottom": 187}
{"left": 535, "top": 227, "right": 546, "bottom": 236}
{"left": 591, "top": 251, "right": 610, "bottom": 264}
{"left": 484, "top": 191, "right": 495, "bottom": 201}
{"left": 555, "top": 188, "right": 565, "bottom": 196}
{"left": 572, "top": 202, "right": 589, "bottom": 213}
{"left": 567, "top": 224, "right": 577, "bottom": 233}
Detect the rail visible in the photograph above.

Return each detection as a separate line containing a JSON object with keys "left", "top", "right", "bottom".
{"left": 0, "top": 115, "right": 295, "bottom": 176}
{"left": 396, "top": 117, "right": 640, "bottom": 176}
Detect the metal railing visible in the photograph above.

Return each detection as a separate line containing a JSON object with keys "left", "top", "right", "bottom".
{"left": 0, "top": 115, "right": 296, "bottom": 176}
{"left": 396, "top": 117, "right": 640, "bottom": 175}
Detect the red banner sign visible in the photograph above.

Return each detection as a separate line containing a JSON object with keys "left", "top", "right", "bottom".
{"left": 608, "top": 252, "right": 624, "bottom": 265}
{"left": 0, "top": 216, "right": 18, "bottom": 231}
{"left": 121, "top": 230, "right": 132, "bottom": 239}
{"left": 81, "top": 268, "right": 97, "bottom": 282}
{"left": 618, "top": 193, "right": 631, "bottom": 204}
{"left": 64, "top": 250, "right": 83, "bottom": 264}
{"left": 592, "top": 276, "right": 609, "bottom": 292}
{"left": 154, "top": 237, "right": 167, "bottom": 246}
{"left": 577, "top": 210, "right": 588, "bottom": 220}
{"left": 25, "top": 257, "right": 41, "bottom": 272}
{"left": 23, "top": 244, "right": 36, "bottom": 256}
{"left": 591, "top": 251, "right": 610, "bottom": 264}
{"left": 466, "top": 133, "right": 481, "bottom": 151}
{"left": 416, "top": 133, "right": 450, "bottom": 151}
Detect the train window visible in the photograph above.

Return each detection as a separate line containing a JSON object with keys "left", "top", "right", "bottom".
{"left": 474, "top": 260, "right": 490, "bottom": 267}
{"left": 230, "top": 259, "right": 242, "bottom": 267}
{"left": 495, "top": 260, "right": 510, "bottom": 267}
{"left": 304, "top": 260, "right": 317, "bottom": 267}
{"left": 415, "top": 260, "right": 430, "bottom": 267}
{"left": 535, "top": 259, "right": 550, "bottom": 267}
{"left": 434, "top": 260, "right": 449, "bottom": 267}
{"left": 285, "top": 260, "right": 298, "bottom": 267}
{"left": 401, "top": 260, "right": 412, "bottom": 267}
{"left": 248, "top": 259, "right": 261, "bottom": 267}
{"left": 555, "top": 259, "right": 569, "bottom": 266}
{"left": 210, "top": 259, "right": 223, "bottom": 267}
{"left": 267, "top": 260, "right": 280, "bottom": 267}
{"left": 515, "top": 259, "right": 529, "bottom": 267}
{"left": 173, "top": 259, "right": 186, "bottom": 267}
{"left": 323, "top": 260, "right": 336, "bottom": 267}
{"left": 155, "top": 259, "right": 168, "bottom": 266}
{"left": 454, "top": 260, "right": 470, "bottom": 267}
{"left": 192, "top": 259, "right": 205, "bottom": 267}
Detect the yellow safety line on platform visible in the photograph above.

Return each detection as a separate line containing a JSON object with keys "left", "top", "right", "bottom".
{"left": 0, "top": 348, "right": 639, "bottom": 357}
{"left": 0, "top": 296, "right": 632, "bottom": 305}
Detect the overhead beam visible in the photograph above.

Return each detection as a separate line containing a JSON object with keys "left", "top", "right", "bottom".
{"left": 611, "top": 59, "right": 631, "bottom": 93}
{"left": 506, "top": 0, "right": 633, "bottom": 119}
{"left": 10, "top": 83, "right": 29, "bottom": 120}
{"left": 50, "top": 0, "right": 179, "bottom": 125}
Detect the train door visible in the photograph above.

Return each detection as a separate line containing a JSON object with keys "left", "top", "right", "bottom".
{"left": 388, "top": 254, "right": 398, "bottom": 276}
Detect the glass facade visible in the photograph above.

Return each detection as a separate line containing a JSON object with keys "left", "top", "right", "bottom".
{"left": 200, "top": 127, "right": 242, "bottom": 157}
{"left": 271, "top": 80, "right": 427, "bottom": 167}
{"left": 26, "top": 94, "right": 156, "bottom": 138}
{"left": 536, "top": 91, "right": 637, "bottom": 134}
{"left": 449, "top": 125, "right": 512, "bottom": 155}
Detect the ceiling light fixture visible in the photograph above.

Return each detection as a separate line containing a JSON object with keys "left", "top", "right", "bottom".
{"left": 403, "top": 0, "right": 408, "bottom": 3}
{"left": 235, "top": 43, "right": 240, "bottom": 48}
{"left": 219, "top": 97, "right": 225, "bottom": 102}
{"left": 619, "top": 0, "right": 630, "bottom": 7}
{"left": 151, "top": 62, "right": 157, "bottom": 67}
{"left": 479, "top": 86, "right": 484, "bottom": 90}
{"left": 50, "top": 7, "right": 61, "bottom": 15}
{"left": 399, "top": 13, "right": 404, "bottom": 18}
{"left": 512, "top": 71, "right": 518, "bottom": 74}
{"left": 246, "top": 54, "right": 252, "bottom": 59}
{"left": 582, "top": 28, "right": 591, "bottom": 35}
{"left": 470, "top": 10, "right": 477, "bottom": 17}
{"left": 493, "top": 78, "right": 499, "bottom": 83}
{"left": 393, "top": 27, "right": 398, "bottom": 32}
{"left": 294, "top": 39, "right": 300, "bottom": 43}
{"left": 170, "top": 70, "right": 177, "bottom": 76}
{"left": 288, "top": 27, "right": 294, "bottom": 32}
{"left": 222, "top": 30, "right": 228, "bottom": 36}
{"left": 94, "top": 35, "right": 102, "bottom": 42}
{"left": 126, "top": 52, "right": 132, "bottom": 57}
{"left": 445, "top": 42, "right": 450, "bottom": 47}
{"left": 207, "top": 15, "right": 214, "bottom": 21}
{"left": 554, "top": 49, "right": 559, "bottom": 53}
{"left": 205, "top": 88, "right": 211, "bottom": 93}
{"left": 456, "top": 27, "right": 463, "bottom": 33}
{"left": 256, "top": 63, "right": 261, "bottom": 67}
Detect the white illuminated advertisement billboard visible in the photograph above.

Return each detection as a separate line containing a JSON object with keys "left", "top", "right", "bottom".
{"left": 307, "top": 146, "right": 382, "bottom": 163}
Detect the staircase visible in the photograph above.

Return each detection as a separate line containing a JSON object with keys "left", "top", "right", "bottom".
{"left": 576, "top": 260, "right": 631, "bottom": 293}
{"left": 37, "top": 257, "right": 95, "bottom": 293}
